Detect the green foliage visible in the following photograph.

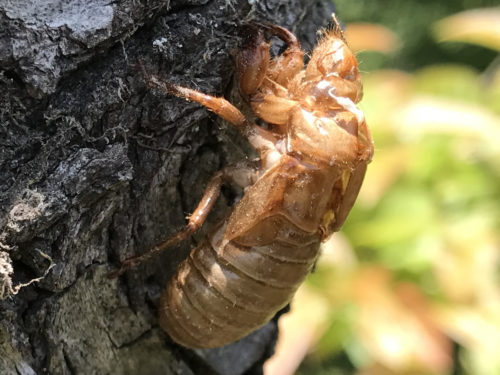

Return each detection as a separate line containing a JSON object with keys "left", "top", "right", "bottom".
{"left": 295, "top": 2, "right": 500, "bottom": 374}
{"left": 334, "top": 0, "right": 499, "bottom": 71}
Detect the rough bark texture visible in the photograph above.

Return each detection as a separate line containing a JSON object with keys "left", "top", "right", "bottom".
{"left": 0, "top": 0, "right": 335, "bottom": 374}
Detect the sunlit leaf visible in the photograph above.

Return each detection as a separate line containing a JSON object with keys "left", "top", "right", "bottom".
{"left": 345, "top": 23, "right": 399, "bottom": 54}
{"left": 264, "top": 286, "right": 332, "bottom": 375}
{"left": 434, "top": 303, "right": 500, "bottom": 375}
{"left": 433, "top": 8, "right": 500, "bottom": 52}
{"left": 358, "top": 145, "right": 414, "bottom": 206}
{"left": 413, "top": 65, "right": 482, "bottom": 103}
{"left": 392, "top": 96, "right": 500, "bottom": 143}
{"left": 352, "top": 267, "right": 452, "bottom": 374}
{"left": 435, "top": 220, "right": 499, "bottom": 303}
{"left": 350, "top": 188, "right": 436, "bottom": 249}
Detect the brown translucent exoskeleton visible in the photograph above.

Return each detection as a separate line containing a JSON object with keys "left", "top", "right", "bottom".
{"left": 111, "top": 20, "right": 374, "bottom": 348}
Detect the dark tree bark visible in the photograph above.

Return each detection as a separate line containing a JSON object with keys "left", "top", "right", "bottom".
{"left": 0, "top": 0, "right": 335, "bottom": 374}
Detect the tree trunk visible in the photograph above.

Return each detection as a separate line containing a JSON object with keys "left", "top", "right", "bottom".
{"left": 0, "top": 0, "right": 335, "bottom": 374}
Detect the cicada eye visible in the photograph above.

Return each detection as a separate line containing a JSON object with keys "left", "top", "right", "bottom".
{"left": 317, "top": 45, "right": 345, "bottom": 76}
{"left": 340, "top": 53, "right": 360, "bottom": 81}
{"left": 317, "top": 42, "right": 359, "bottom": 81}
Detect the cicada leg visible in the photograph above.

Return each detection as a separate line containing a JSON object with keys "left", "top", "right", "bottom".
{"left": 236, "top": 26, "right": 270, "bottom": 96}
{"left": 108, "top": 161, "right": 261, "bottom": 278}
{"left": 145, "top": 72, "right": 279, "bottom": 159}
{"left": 236, "top": 24, "right": 302, "bottom": 96}
{"left": 236, "top": 25, "right": 303, "bottom": 129}
{"left": 261, "top": 24, "right": 304, "bottom": 88}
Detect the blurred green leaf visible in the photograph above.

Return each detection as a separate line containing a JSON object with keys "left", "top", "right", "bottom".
{"left": 292, "top": 3, "right": 500, "bottom": 375}
{"left": 433, "top": 8, "right": 500, "bottom": 52}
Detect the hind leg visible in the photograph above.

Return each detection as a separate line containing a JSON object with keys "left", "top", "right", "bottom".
{"left": 109, "top": 161, "right": 260, "bottom": 277}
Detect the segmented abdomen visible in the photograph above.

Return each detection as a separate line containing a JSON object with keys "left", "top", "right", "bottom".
{"left": 158, "top": 218, "right": 321, "bottom": 348}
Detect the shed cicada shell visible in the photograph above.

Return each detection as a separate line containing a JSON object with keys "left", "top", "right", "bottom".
{"left": 111, "top": 19, "right": 373, "bottom": 348}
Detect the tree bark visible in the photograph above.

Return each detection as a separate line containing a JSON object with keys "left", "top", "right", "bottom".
{"left": 0, "top": 0, "right": 335, "bottom": 374}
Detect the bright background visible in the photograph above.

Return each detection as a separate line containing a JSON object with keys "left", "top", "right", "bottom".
{"left": 265, "top": 1, "right": 500, "bottom": 374}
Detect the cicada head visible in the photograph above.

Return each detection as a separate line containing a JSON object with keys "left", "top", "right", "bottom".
{"left": 303, "top": 29, "right": 363, "bottom": 109}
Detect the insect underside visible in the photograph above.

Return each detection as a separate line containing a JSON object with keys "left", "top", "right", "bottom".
{"left": 113, "top": 21, "right": 374, "bottom": 349}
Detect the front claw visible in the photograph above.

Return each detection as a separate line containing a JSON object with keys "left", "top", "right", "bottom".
{"left": 236, "top": 26, "right": 270, "bottom": 96}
